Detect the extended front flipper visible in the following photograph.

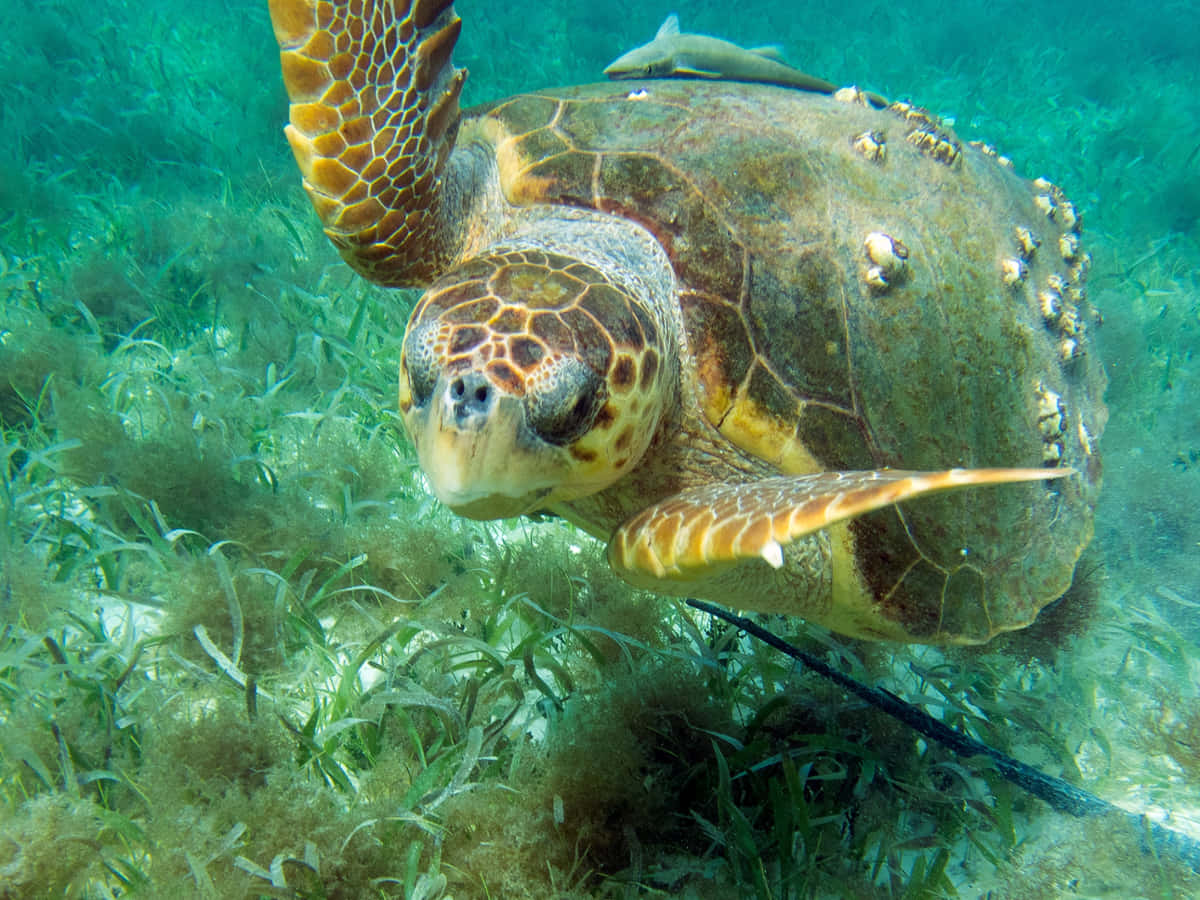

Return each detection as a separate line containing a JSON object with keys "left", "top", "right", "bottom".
{"left": 268, "top": 0, "right": 467, "bottom": 286}
{"left": 608, "top": 467, "right": 1070, "bottom": 584}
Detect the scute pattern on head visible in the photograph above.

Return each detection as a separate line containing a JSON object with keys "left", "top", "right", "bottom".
{"left": 401, "top": 249, "right": 658, "bottom": 409}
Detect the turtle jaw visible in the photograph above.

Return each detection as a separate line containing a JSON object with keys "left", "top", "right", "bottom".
{"left": 404, "top": 375, "right": 566, "bottom": 520}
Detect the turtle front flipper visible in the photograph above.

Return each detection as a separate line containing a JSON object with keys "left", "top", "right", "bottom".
{"left": 609, "top": 467, "right": 1071, "bottom": 583}
{"left": 269, "top": 0, "right": 467, "bottom": 285}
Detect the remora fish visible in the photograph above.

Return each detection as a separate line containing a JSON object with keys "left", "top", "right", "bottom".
{"left": 605, "top": 14, "right": 885, "bottom": 106}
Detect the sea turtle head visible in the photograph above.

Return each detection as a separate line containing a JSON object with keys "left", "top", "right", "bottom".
{"left": 398, "top": 249, "right": 670, "bottom": 519}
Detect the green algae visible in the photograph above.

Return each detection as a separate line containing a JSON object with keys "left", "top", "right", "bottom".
{"left": 0, "top": 0, "right": 1199, "bottom": 897}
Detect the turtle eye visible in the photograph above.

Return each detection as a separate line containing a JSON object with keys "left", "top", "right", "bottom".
{"left": 525, "top": 358, "right": 606, "bottom": 446}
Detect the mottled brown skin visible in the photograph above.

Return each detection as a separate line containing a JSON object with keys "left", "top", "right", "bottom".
{"left": 270, "top": 0, "right": 1106, "bottom": 643}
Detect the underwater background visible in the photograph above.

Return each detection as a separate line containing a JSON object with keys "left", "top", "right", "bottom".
{"left": 1, "top": 0, "right": 1198, "bottom": 896}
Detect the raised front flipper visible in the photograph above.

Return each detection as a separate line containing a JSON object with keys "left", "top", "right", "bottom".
{"left": 268, "top": 0, "right": 467, "bottom": 285}
{"left": 609, "top": 468, "right": 1070, "bottom": 583}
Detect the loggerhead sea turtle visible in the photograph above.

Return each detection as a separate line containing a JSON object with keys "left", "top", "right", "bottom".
{"left": 268, "top": 0, "right": 1106, "bottom": 644}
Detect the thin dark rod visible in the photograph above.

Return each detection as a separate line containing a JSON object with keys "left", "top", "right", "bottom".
{"left": 686, "top": 597, "right": 1200, "bottom": 874}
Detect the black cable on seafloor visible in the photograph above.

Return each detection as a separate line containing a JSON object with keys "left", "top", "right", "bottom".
{"left": 686, "top": 597, "right": 1200, "bottom": 875}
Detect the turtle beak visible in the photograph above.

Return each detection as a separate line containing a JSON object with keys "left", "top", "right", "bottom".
{"left": 406, "top": 371, "right": 560, "bottom": 520}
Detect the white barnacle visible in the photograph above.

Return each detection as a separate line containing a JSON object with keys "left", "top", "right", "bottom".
{"left": 931, "top": 137, "right": 961, "bottom": 166}
{"left": 1059, "top": 232, "right": 1080, "bottom": 262}
{"left": 833, "top": 86, "right": 871, "bottom": 106}
{"left": 1058, "top": 200, "right": 1079, "bottom": 232}
{"left": 852, "top": 130, "right": 887, "bottom": 163}
{"left": 1034, "top": 193, "right": 1057, "bottom": 219}
{"left": 864, "top": 231, "right": 909, "bottom": 276}
{"left": 626, "top": 88, "right": 650, "bottom": 100}
{"left": 1014, "top": 226, "right": 1040, "bottom": 260}
{"left": 1035, "top": 384, "right": 1065, "bottom": 438}
{"left": 864, "top": 265, "right": 890, "bottom": 291}
{"left": 1058, "top": 337, "right": 1081, "bottom": 363}
{"left": 1038, "top": 289, "right": 1062, "bottom": 325}
{"left": 1001, "top": 256, "right": 1027, "bottom": 286}
{"left": 901, "top": 105, "right": 940, "bottom": 130}
{"left": 897, "top": 117, "right": 960, "bottom": 165}
{"left": 1058, "top": 303, "right": 1082, "bottom": 336}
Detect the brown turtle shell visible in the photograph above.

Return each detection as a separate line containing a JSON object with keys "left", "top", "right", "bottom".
{"left": 474, "top": 81, "right": 1105, "bottom": 642}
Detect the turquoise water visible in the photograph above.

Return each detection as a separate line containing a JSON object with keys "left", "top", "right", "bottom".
{"left": 1, "top": 0, "right": 1198, "bottom": 896}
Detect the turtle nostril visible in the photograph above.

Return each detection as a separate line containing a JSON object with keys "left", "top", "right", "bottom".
{"left": 447, "top": 373, "right": 494, "bottom": 426}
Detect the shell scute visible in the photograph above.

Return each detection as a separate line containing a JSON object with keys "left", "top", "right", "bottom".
{"left": 580, "top": 284, "right": 647, "bottom": 351}
{"left": 680, "top": 292, "right": 753, "bottom": 425}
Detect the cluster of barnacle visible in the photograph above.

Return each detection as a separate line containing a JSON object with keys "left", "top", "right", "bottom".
{"left": 1035, "top": 382, "right": 1068, "bottom": 465}
{"left": 1001, "top": 256, "right": 1028, "bottom": 287}
{"left": 861, "top": 231, "right": 909, "bottom": 292}
{"left": 967, "top": 139, "right": 1015, "bottom": 171}
{"left": 906, "top": 128, "right": 962, "bottom": 166}
{"left": 1031, "top": 176, "right": 1082, "bottom": 233}
{"left": 1038, "top": 273, "right": 1088, "bottom": 362}
{"left": 1002, "top": 173, "right": 1098, "bottom": 466}
{"left": 1035, "top": 380, "right": 1096, "bottom": 464}
{"left": 1000, "top": 175, "right": 1092, "bottom": 366}
{"left": 888, "top": 100, "right": 962, "bottom": 166}
{"left": 851, "top": 129, "right": 887, "bottom": 163}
